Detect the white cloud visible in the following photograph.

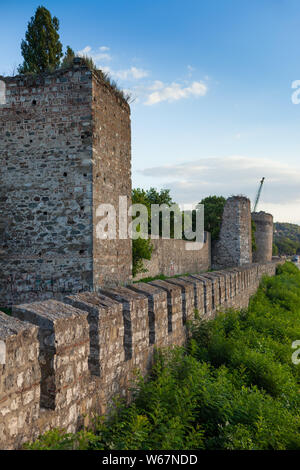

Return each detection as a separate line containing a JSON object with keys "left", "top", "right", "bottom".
{"left": 113, "top": 67, "right": 148, "bottom": 80}
{"left": 77, "top": 45, "right": 112, "bottom": 63}
{"left": 138, "top": 156, "right": 300, "bottom": 223}
{"left": 75, "top": 46, "right": 208, "bottom": 104}
{"left": 76, "top": 46, "right": 148, "bottom": 81}
{"left": 144, "top": 81, "right": 208, "bottom": 105}
{"left": 149, "top": 80, "right": 164, "bottom": 90}
{"left": 77, "top": 46, "right": 92, "bottom": 55}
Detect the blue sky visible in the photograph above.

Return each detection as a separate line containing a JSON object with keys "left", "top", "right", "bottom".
{"left": 1, "top": 0, "right": 300, "bottom": 222}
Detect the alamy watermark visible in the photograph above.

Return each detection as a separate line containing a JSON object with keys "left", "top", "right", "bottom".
{"left": 0, "top": 80, "right": 6, "bottom": 105}
{"left": 95, "top": 197, "right": 205, "bottom": 250}
{"left": 291, "top": 80, "right": 300, "bottom": 104}
{"left": 0, "top": 340, "right": 6, "bottom": 365}
{"left": 291, "top": 340, "right": 300, "bottom": 365}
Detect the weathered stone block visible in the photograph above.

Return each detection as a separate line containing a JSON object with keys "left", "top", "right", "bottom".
{"left": 128, "top": 283, "right": 168, "bottom": 347}
{"left": 179, "top": 275, "right": 205, "bottom": 317}
{"left": 64, "top": 291, "right": 127, "bottom": 402}
{"left": 165, "top": 277, "right": 195, "bottom": 323}
{"left": 0, "top": 312, "right": 40, "bottom": 449}
{"left": 149, "top": 280, "right": 185, "bottom": 345}
{"left": 190, "top": 274, "right": 214, "bottom": 319}
{"left": 12, "top": 300, "right": 89, "bottom": 410}
{"left": 99, "top": 287, "right": 149, "bottom": 372}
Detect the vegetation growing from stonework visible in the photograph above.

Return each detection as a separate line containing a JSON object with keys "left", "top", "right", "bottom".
{"left": 18, "top": 6, "right": 63, "bottom": 74}
{"left": 60, "top": 46, "right": 75, "bottom": 68}
{"left": 251, "top": 219, "right": 257, "bottom": 252}
{"left": 17, "top": 6, "right": 131, "bottom": 103}
{"left": 132, "top": 237, "right": 153, "bottom": 278}
{"left": 26, "top": 262, "right": 300, "bottom": 450}
{"left": 131, "top": 188, "right": 176, "bottom": 277}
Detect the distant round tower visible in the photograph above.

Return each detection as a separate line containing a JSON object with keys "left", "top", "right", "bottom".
{"left": 251, "top": 212, "right": 273, "bottom": 263}
{"left": 212, "top": 196, "right": 252, "bottom": 269}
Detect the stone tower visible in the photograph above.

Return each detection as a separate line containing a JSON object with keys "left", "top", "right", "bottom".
{"left": 0, "top": 58, "right": 132, "bottom": 307}
{"left": 251, "top": 211, "right": 273, "bottom": 263}
{"left": 212, "top": 196, "right": 252, "bottom": 269}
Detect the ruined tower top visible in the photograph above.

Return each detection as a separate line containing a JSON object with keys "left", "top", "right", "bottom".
{"left": 252, "top": 211, "right": 273, "bottom": 263}
{"left": 212, "top": 195, "right": 252, "bottom": 269}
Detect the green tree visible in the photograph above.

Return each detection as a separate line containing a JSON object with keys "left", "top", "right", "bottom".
{"left": 132, "top": 188, "right": 177, "bottom": 237}
{"left": 18, "top": 6, "right": 63, "bottom": 74}
{"left": 275, "top": 237, "right": 300, "bottom": 256}
{"left": 132, "top": 238, "right": 153, "bottom": 277}
{"left": 200, "top": 196, "right": 226, "bottom": 241}
{"left": 61, "top": 46, "right": 75, "bottom": 68}
{"left": 131, "top": 188, "right": 176, "bottom": 277}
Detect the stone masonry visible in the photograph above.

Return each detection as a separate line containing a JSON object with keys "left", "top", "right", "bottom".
{"left": 252, "top": 211, "right": 273, "bottom": 263}
{"left": 0, "top": 260, "right": 282, "bottom": 449}
{"left": 0, "top": 57, "right": 281, "bottom": 451}
{"left": 212, "top": 196, "right": 252, "bottom": 269}
{"left": 134, "top": 235, "right": 211, "bottom": 281}
{"left": 0, "top": 59, "right": 132, "bottom": 308}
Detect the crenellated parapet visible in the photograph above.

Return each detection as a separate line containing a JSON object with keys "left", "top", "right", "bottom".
{"left": 0, "top": 261, "right": 282, "bottom": 449}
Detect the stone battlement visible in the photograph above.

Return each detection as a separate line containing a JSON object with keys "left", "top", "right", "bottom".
{"left": 0, "top": 261, "right": 281, "bottom": 449}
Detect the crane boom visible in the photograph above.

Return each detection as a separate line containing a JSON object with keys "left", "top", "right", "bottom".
{"left": 253, "top": 177, "right": 265, "bottom": 212}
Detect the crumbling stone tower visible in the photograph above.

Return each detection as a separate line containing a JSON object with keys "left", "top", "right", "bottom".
{"left": 251, "top": 211, "right": 273, "bottom": 263}
{"left": 0, "top": 58, "right": 132, "bottom": 307}
{"left": 212, "top": 196, "right": 252, "bottom": 269}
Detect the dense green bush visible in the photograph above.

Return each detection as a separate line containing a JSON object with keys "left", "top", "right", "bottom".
{"left": 132, "top": 238, "right": 153, "bottom": 278}
{"left": 25, "top": 262, "right": 300, "bottom": 450}
{"left": 200, "top": 196, "right": 226, "bottom": 241}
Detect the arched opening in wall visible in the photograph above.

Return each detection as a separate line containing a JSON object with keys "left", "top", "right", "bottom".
{"left": 0, "top": 80, "right": 6, "bottom": 105}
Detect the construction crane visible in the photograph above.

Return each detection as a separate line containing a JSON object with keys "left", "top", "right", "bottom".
{"left": 253, "top": 177, "right": 265, "bottom": 212}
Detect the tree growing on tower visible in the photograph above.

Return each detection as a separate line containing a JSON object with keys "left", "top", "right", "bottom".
{"left": 18, "top": 6, "right": 63, "bottom": 74}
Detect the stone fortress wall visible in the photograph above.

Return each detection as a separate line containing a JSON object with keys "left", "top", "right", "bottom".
{"left": 0, "top": 59, "right": 132, "bottom": 308}
{"left": 212, "top": 196, "right": 252, "bottom": 269}
{"left": 0, "top": 260, "right": 280, "bottom": 449}
{"left": 134, "top": 235, "right": 211, "bottom": 281}
{"left": 251, "top": 212, "right": 274, "bottom": 263}
{"left": 0, "top": 60, "right": 278, "bottom": 450}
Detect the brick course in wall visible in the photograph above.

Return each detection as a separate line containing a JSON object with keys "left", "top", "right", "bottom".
{"left": 0, "top": 260, "right": 282, "bottom": 449}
